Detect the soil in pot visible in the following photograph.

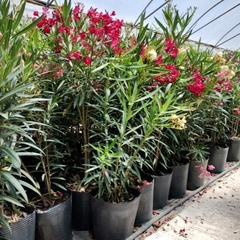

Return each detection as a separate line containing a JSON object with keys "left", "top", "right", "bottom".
{"left": 0, "top": 206, "right": 36, "bottom": 240}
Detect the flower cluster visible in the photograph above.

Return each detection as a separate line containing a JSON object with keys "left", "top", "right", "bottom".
{"left": 154, "top": 64, "right": 179, "bottom": 85}
{"left": 34, "top": 3, "right": 124, "bottom": 64}
{"left": 198, "top": 165, "right": 215, "bottom": 179}
{"left": 164, "top": 38, "right": 178, "bottom": 58}
{"left": 213, "top": 52, "right": 226, "bottom": 65}
{"left": 170, "top": 114, "right": 187, "bottom": 129}
{"left": 187, "top": 72, "right": 206, "bottom": 96}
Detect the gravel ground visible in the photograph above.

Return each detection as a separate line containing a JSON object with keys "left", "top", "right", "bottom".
{"left": 73, "top": 162, "right": 240, "bottom": 240}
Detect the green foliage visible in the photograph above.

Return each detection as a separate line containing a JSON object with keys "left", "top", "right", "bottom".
{"left": 0, "top": 0, "right": 43, "bottom": 229}
{"left": 155, "top": 4, "right": 196, "bottom": 46}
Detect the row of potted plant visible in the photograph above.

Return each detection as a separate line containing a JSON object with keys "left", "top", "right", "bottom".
{"left": 0, "top": 0, "right": 239, "bottom": 239}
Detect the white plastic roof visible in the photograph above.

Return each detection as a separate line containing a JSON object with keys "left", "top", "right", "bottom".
{"left": 11, "top": 0, "right": 240, "bottom": 50}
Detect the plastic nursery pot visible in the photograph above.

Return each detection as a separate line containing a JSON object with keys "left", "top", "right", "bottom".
{"left": 169, "top": 161, "right": 189, "bottom": 199}
{"left": 227, "top": 138, "right": 240, "bottom": 162}
{"left": 187, "top": 159, "right": 208, "bottom": 190}
{"left": 135, "top": 174, "right": 154, "bottom": 226}
{"left": 90, "top": 189, "right": 140, "bottom": 240}
{"left": 35, "top": 193, "right": 72, "bottom": 240}
{"left": 0, "top": 206, "right": 36, "bottom": 240}
{"left": 208, "top": 146, "right": 229, "bottom": 173}
{"left": 72, "top": 191, "right": 92, "bottom": 231}
{"left": 152, "top": 168, "right": 173, "bottom": 210}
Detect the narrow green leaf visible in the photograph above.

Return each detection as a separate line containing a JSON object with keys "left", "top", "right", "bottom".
{"left": 0, "top": 195, "right": 24, "bottom": 207}
{"left": 0, "top": 171, "right": 28, "bottom": 202}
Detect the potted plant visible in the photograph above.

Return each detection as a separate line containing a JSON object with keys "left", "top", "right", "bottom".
{"left": 223, "top": 50, "right": 240, "bottom": 161}
{"left": 25, "top": 70, "right": 72, "bottom": 239}
{"left": 32, "top": 0, "right": 126, "bottom": 231}
{"left": 0, "top": 0, "right": 44, "bottom": 238}
{"left": 22, "top": 3, "right": 76, "bottom": 239}
{"left": 203, "top": 54, "right": 235, "bottom": 172}
{"left": 78, "top": 15, "right": 193, "bottom": 237}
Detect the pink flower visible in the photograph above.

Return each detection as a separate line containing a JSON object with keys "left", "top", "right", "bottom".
{"left": 197, "top": 164, "right": 213, "bottom": 179}
{"left": 207, "top": 165, "right": 215, "bottom": 171}
{"left": 42, "top": 7, "right": 50, "bottom": 15}
{"left": 219, "top": 102, "right": 224, "bottom": 107}
{"left": 234, "top": 108, "right": 240, "bottom": 115}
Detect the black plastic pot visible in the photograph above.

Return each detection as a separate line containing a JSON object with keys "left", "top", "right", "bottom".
{"left": 90, "top": 189, "right": 140, "bottom": 240}
{"left": 0, "top": 206, "right": 35, "bottom": 240}
{"left": 187, "top": 159, "right": 208, "bottom": 190}
{"left": 208, "top": 146, "right": 229, "bottom": 173}
{"left": 227, "top": 139, "right": 240, "bottom": 162}
{"left": 134, "top": 175, "right": 154, "bottom": 226}
{"left": 72, "top": 191, "right": 92, "bottom": 231}
{"left": 152, "top": 168, "right": 173, "bottom": 210}
{"left": 35, "top": 194, "right": 72, "bottom": 240}
{"left": 169, "top": 161, "right": 189, "bottom": 199}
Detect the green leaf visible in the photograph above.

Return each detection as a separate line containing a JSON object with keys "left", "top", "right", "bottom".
{"left": 20, "top": 169, "right": 40, "bottom": 189}
{"left": 18, "top": 180, "right": 41, "bottom": 196}
{"left": 0, "top": 195, "right": 24, "bottom": 207}
{"left": 0, "top": 215, "right": 12, "bottom": 233}
{"left": 0, "top": 171, "right": 28, "bottom": 202}
{"left": 52, "top": 182, "right": 67, "bottom": 191}
{"left": 0, "top": 146, "right": 21, "bottom": 169}
{"left": 12, "top": 15, "right": 44, "bottom": 39}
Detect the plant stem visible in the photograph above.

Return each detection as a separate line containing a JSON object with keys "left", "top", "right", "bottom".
{"left": 38, "top": 132, "right": 51, "bottom": 202}
{"left": 0, "top": 182, "right": 5, "bottom": 217}
{"left": 78, "top": 104, "right": 89, "bottom": 168}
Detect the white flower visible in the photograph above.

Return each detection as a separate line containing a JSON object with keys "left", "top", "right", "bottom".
{"left": 178, "top": 48, "right": 186, "bottom": 54}
{"left": 220, "top": 65, "right": 229, "bottom": 72}
{"left": 227, "top": 70, "right": 235, "bottom": 80}
{"left": 215, "top": 52, "right": 223, "bottom": 58}
{"left": 147, "top": 49, "right": 157, "bottom": 62}
{"left": 179, "top": 66, "right": 185, "bottom": 70}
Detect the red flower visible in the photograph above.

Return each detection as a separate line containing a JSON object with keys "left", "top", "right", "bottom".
{"left": 165, "top": 64, "right": 179, "bottom": 82}
{"left": 68, "top": 51, "right": 82, "bottom": 61}
{"left": 43, "top": 25, "right": 51, "bottom": 34}
{"left": 33, "top": 11, "right": 39, "bottom": 16}
{"left": 155, "top": 55, "right": 163, "bottom": 65}
{"left": 187, "top": 81, "right": 205, "bottom": 96}
{"left": 164, "top": 38, "right": 178, "bottom": 58}
{"left": 58, "top": 25, "right": 65, "bottom": 33}
{"left": 79, "top": 31, "right": 86, "bottom": 40}
{"left": 73, "top": 5, "right": 81, "bottom": 21}
{"left": 83, "top": 56, "right": 92, "bottom": 65}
